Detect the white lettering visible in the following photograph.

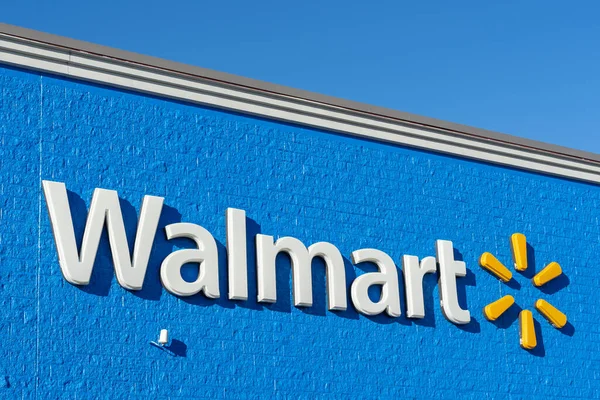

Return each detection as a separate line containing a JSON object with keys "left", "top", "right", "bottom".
{"left": 42, "top": 180, "right": 163, "bottom": 290}
{"left": 44, "top": 182, "right": 472, "bottom": 325}
{"left": 256, "top": 235, "right": 347, "bottom": 310}
{"left": 160, "top": 223, "right": 219, "bottom": 297}
{"left": 403, "top": 255, "right": 437, "bottom": 319}
{"left": 226, "top": 208, "right": 248, "bottom": 300}
{"left": 350, "top": 249, "right": 401, "bottom": 317}
{"left": 436, "top": 240, "right": 471, "bottom": 324}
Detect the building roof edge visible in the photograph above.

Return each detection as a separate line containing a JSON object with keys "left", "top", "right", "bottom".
{"left": 1, "top": 22, "right": 599, "bottom": 177}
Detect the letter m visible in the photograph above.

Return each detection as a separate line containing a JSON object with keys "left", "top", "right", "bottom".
{"left": 42, "top": 180, "right": 164, "bottom": 290}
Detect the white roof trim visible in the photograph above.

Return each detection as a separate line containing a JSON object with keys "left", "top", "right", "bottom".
{"left": 0, "top": 29, "right": 599, "bottom": 184}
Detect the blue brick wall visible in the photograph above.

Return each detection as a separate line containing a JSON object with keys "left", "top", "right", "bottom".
{"left": 1, "top": 63, "right": 599, "bottom": 399}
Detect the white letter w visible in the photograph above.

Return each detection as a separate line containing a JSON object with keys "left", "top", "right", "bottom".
{"left": 42, "top": 180, "right": 164, "bottom": 290}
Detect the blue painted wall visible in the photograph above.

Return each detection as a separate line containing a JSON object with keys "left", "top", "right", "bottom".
{"left": 1, "top": 64, "right": 598, "bottom": 399}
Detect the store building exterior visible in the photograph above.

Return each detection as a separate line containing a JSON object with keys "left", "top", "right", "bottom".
{"left": 0, "top": 24, "right": 598, "bottom": 399}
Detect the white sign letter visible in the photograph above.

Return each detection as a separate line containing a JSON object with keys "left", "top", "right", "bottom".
{"left": 42, "top": 180, "right": 163, "bottom": 290}
{"left": 256, "top": 235, "right": 347, "bottom": 310}
{"left": 436, "top": 240, "right": 471, "bottom": 324}
{"left": 350, "top": 249, "right": 401, "bottom": 317}
{"left": 403, "top": 255, "right": 436, "bottom": 319}
{"left": 226, "top": 208, "right": 248, "bottom": 300}
{"left": 160, "top": 223, "right": 219, "bottom": 298}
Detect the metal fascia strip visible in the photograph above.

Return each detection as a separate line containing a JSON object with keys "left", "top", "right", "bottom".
{"left": 0, "top": 24, "right": 598, "bottom": 184}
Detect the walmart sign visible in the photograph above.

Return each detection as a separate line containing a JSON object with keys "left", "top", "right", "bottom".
{"left": 42, "top": 180, "right": 568, "bottom": 349}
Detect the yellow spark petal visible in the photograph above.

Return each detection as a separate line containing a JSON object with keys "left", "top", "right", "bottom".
{"left": 532, "top": 261, "right": 562, "bottom": 287}
{"left": 479, "top": 252, "right": 513, "bottom": 282}
{"left": 483, "top": 295, "right": 515, "bottom": 321}
{"left": 535, "top": 299, "right": 567, "bottom": 329}
{"left": 519, "top": 309, "right": 537, "bottom": 350}
{"left": 510, "top": 233, "right": 527, "bottom": 272}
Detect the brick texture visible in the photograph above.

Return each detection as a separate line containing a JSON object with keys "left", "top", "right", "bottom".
{"left": 1, "top": 64, "right": 599, "bottom": 399}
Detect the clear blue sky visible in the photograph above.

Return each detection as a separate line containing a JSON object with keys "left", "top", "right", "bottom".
{"left": 3, "top": 1, "right": 599, "bottom": 153}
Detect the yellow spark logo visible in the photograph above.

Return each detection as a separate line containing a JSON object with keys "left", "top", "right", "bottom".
{"left": 479, "top": 233, "right": 567, "bottom": 350}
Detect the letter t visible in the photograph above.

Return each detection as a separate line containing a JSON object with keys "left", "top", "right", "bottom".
{"left": 436, "top": 240, "right": 471, "bottom": 325}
